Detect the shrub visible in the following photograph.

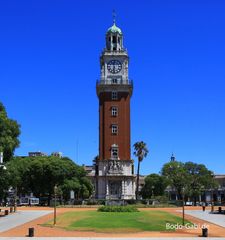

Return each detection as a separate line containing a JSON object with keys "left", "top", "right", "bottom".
{"left": 86, "top": 199, "right": 105, "bottom": 205}
{"left": 98, "top": 205, "right": 139, "bottom": 212}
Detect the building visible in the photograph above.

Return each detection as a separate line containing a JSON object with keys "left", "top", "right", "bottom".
{"left": 94, "top": 20, "right": 136, "bottom": 200}
{"left": 28, "top": 151, "right": 62, "bottom": 158}
{"left": 51, "top": 152, "right": 63, "bottom": 158}
{"left": 28, "top": 151, "right": 48, "bottom": 157}
{"left": 205, "top": 175, "right": 225, "bottom": 204}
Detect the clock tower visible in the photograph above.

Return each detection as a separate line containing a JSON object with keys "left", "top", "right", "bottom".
{"left": 95, "top": 20, "right": 135, "bottom": 200}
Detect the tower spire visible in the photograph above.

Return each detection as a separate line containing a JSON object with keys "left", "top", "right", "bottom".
{"left": 113, "top": 9, "right": 116, "bottom": 24}
{"left": 170, "top": 153, "right": 176, "bottom": 162}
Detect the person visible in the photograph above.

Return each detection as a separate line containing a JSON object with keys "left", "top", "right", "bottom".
{"left": 202, "top": 202, "right": 206, "bottom": 212}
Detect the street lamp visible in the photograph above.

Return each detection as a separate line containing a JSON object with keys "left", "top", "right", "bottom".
{"left": 151, "top": 185, "right": 155, "bottom": 198}
{"left": 0, "top": 151, "right": 7, "bottom": 207}
{"left": 13, "top": 187, "right": 18, "bottom": 212}
{"left": 53, "top": 185, "right": 57, "bottom": 225}
{"left": 151, "top": 185, "right": 155, "bottom": 205}
{"left": 182, "top": 187, "right": 185, "bottom": 226}
{"left": 0, "top": 152, "right": 6, "bottom": 170}
{"left": 211, "top": 188, "right": 214, "bottom": 213}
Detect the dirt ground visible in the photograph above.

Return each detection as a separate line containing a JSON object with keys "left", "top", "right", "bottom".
{"left": 0, "top": 206, "right": 225, "bottom": 238}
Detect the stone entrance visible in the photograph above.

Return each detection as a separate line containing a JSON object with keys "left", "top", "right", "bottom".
{"left": 108, "top": 180, "right": 122, "bottom": 199}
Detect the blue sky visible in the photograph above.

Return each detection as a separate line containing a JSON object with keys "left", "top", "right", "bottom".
{"left": 0, "top": 0, "right": 225, "bottom": 174}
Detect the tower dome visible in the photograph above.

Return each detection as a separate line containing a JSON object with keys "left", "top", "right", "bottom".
{"left": 107, "top": 23, "right": 122, "bottom": 35}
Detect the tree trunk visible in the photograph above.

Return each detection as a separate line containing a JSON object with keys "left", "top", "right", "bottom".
{"left": 136, "top": 160, "right": 140, "bottom": 200}
{"left": 47, "top": 194, "right": 51, "bottom": 206}
{"left": 194, "top": 196, "right": 197, "bottom": 206}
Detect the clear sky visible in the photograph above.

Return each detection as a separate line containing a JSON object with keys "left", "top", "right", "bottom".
{"left": 0, "top": 0, "right": 225, "bottom": 175}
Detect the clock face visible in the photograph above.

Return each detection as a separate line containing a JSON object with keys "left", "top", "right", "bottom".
{"left": 107, "top": 60, "right": 122, "bottom": 74}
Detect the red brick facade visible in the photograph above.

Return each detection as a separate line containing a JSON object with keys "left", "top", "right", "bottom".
{"left": 99, "top": 91, "right": 131, "bottom": 161}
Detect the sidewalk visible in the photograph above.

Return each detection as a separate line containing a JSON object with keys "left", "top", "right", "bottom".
{"left": 0, "top": 238, "right": 225, "bottom": 240}
{"left": 178, "top": 210, "right": 225, "bottom": 228}
{"left": 0, "top": 210, "right": 52, "bottom": 232}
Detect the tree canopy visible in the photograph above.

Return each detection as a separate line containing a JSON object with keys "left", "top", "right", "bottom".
{"left": 184, "top": 161, "right": 218, "bottom": 202}
{"left": 161, "top": 160, "right": 217, "bottom": 202}
{"left": 161, "top": 161, "right": 187, "bottom": 199}
{"left": 5, "top": 156, "right": 93, "bottom": 205}
{"left": 141, "top": 173, "right": 168, "bottom": 199}
{"left": 0, "top": 102, "right": 20, "bottom": 162}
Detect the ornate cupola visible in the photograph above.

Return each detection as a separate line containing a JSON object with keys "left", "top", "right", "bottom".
{"left": 106, "top": 21, "right": 123, "bottom": 51}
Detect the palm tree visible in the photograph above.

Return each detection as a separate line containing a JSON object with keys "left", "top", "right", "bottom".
{"left": 133, "top": 141, "right": 149, "bottom": 200}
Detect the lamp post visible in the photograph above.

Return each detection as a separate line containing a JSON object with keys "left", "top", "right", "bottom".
{"left": 53, "top": 185, "right": 57, "bottom": 225}
{"left": 182, "top": 187, "right": 185, "bottom": 226}
{"left": 0, "top": 151, "right": 3, "bottom": 165}
{"left": 0, "top": 151, "right": 7, "bottom": 207}
{"left": 211, "top": 188, "right": 214, "bottom": 213}
{"left": 14, "top": 186, "right": 17, "bottom": 212}
{"left": 151, "top": 185, "right": 155, "bottom": 205}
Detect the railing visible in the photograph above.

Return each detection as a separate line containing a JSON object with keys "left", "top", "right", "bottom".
{"left": 96, "top": 79, "right": 133, "bottom": 86}
{"left": 101, "top": 48, "right": 128, "bottom": 54}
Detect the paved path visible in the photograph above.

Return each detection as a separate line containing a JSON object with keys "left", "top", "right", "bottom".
{"left": 0, "top": 210, "right": 52, "bottom": 233}
{"left": 0, "top": 238, "right": 225, "bottom": 240}
{"left": 178, "top": 210, "right": 225, "bottom": 228}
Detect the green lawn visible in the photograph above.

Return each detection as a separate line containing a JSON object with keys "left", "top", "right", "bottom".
{"left": 44, "top": 210, "right": 192, "bottom": 233}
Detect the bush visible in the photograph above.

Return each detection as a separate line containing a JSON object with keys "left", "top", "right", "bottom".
{"left": 98, "top": 205, "right": 139, "bottom": 212}
{"left": 86, "top": 199, "right": 105, "bottom": 205}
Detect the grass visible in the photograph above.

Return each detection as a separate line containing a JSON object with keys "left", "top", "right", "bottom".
{"left": 44, "top": 210, "right": 192, "bottom": 233}
{"left": 98, "top": 205, "right": 139, "bottom": 212}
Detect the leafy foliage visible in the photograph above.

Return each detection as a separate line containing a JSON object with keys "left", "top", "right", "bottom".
{"left": 141, "top": 173, "right": 168, "bottom": 199}
{"left": 133, "top": 141, "right": 149, "bottom": 162}
{"left": 183, "top": 161, "right": 218, "bottom": 202}
{"left": 0, "top": 102, "right": 20, "bottom": 162}
{"left": 161, "top": 160, "right": 217, "bottom": 202}
{"left": 5, "top": 156, "right": 93, "bottom": 205}
{"left": 161, "top": 161, "right": 187, "bottom": 199}
{"left": 0, "top": 166, "right": 10, "bottom": 202}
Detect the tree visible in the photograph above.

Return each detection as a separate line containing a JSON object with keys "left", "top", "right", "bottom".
{"left": 184, "top": 162, "right": 218, "bottom": 205}
{"left": 161, "top": 161, "right": 218, "bottom": 203}
{"left": 0, "top": 166, "right": 10, "bottom": 203}
{"left": 0, "top": 102, "right": 20, "bottom": 162}
{"left": 6, "top": 156, "right": 93, "bottom": 205}
{"left": 161, "top": 161, "right": 187, "bottom": 200}
{"left": 133, "top": 141, "right": 148, "bottom": 200}
{"left": 141, "top": 173, "right": 168, "bottom": 199}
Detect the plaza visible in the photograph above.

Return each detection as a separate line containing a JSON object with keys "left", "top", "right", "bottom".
{"left": 0, "top": 206, "right": 225, "bottom": 238}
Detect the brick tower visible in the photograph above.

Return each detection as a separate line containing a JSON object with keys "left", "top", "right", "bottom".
{"left": 95, "top": 20, "right": 135, "bottom": 200}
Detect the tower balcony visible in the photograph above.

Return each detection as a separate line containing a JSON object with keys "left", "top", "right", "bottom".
{"left": 102, "top": 48, "right": 128, "bottom": 56}
{"left": 96, "top": 79, "right": 133, "bottom": 97}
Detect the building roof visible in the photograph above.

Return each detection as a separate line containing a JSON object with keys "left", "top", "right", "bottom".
{"left": 107, "top": 23, "right": 122, "bottom": 35}
{"left": 214, "top": 175, "right": 225, "bottom": 179}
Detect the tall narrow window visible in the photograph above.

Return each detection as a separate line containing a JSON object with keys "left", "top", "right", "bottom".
{"left": 111, "top": 144, "right": 119, "bottom": 159}
{"left": 112, "top": 124, "right": 118, "bottom": 135}
{"left": 113, "top": 36, "right": 116, "bottom": 43}
{"left": 112, "top": 91, "right": 118, "bottom": 100}
{"left": 111, "top": 106, "right": 118, "bottom": 116}
{"left": 112, "top": 78, "right": 118, "bottom": 84}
